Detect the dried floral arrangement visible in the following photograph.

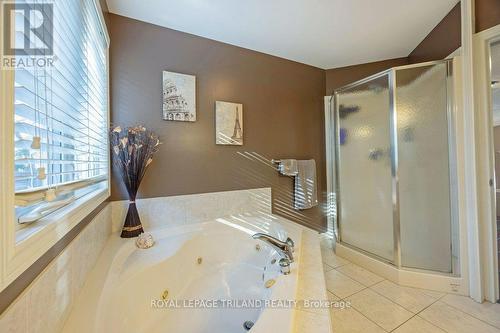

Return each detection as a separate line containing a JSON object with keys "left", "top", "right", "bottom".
{"left": 110, "top": 125, "right": 161, "bottom": 238}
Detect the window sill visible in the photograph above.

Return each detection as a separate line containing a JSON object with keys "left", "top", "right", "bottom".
{"left": 15, "top": 185, "right": 109, "bottom": 244}
{"left": 3, "top": 185, "right": 109, "bottom": 288}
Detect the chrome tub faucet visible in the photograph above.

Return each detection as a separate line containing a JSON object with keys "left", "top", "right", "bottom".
{"left": 252, "top": 233, "right": 295, "bottom": 263}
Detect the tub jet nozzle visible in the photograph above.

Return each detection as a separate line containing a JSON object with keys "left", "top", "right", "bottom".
{"left": 243, "top": 321, "right": 254, "bottom": 331}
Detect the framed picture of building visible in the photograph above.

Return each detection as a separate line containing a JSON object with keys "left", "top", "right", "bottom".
{"left": 162, "top": 71, "right": 196, "bottom": 122}
{"left": 215, "top": 101, "right": 243, "bottom": 145}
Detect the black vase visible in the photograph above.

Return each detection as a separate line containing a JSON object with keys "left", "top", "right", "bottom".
{"left": 120, "top": 202, "right": 144, "bottom": 238}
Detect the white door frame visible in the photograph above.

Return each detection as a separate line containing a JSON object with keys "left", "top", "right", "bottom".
{"left": 461, "top": 0, "right": 483, "bottom": 302}
{"left": 324, "top": 96, "right": 336, "bottom": 239}
{"left": 473, "top": 23, "right": 500, "bottom": 303}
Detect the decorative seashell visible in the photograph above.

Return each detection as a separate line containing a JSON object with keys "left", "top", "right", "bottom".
{"left": 37, "top": 167, "right": 46, "bottom": 180}
{"left": 45, "top": 188, "right": 56, "bottom": 202}
{"left": 31, "top": 136, "right": 41, "bottom": 149}
{"left": 135, "top": 233, "right": 155, "bottom": 249}
{"left": 112, "top": 126, "right": 122, "bottom": 133}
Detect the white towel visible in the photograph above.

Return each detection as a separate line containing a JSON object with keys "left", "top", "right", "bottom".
{"left": 294, "top": 159, "right": 318, "bottom": 210}
{"left": 278, "top": 159, "right": 298, "bottom": 176}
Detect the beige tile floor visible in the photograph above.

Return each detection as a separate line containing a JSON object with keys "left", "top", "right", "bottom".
{"left": 320, "top": 238, "right": 500, "bottom": 333}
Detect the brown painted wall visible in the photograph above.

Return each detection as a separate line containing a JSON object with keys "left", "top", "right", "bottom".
{"left": 109, "top": 14, "right": 327, "bottom": 231}
{"left": 476, "top": 0, "right": 500, "bottom": 33}
{"left": 325, "top": 57, "right": 408, "bottom": 94}
{"left": 408, "top": 2, "right": 461, "bottom": 64}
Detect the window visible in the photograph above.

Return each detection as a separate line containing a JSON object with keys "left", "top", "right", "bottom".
{"left": 13, "top": 0, "right": 109, "bottom": 224}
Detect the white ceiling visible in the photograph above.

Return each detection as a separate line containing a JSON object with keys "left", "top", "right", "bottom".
{"left": 106, "top": 0, "right": 459, "bottom": 69}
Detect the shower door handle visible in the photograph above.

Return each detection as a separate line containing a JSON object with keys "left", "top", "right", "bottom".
{"left": 368, "top": 148, "right": 385, "bottom": 161}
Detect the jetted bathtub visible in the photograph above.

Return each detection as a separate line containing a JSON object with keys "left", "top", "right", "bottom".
{"left": 62, "top": 213, "right": 302, "bottom": 333}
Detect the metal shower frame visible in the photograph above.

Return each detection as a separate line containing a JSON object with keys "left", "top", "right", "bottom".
{"left": 330, "top": 59, "right": 458, "bottom": 275}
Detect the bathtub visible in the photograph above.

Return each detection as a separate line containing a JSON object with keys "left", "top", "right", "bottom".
{"left": 62, "top": 213, "right": 302, "bottom": 333}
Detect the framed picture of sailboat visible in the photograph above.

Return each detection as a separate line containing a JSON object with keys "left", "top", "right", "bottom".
{"left": 215, "top": 101, "right": 243, "bottom": 145}
{"left": 162, "top": 71, "right": 196, "bottom": 122}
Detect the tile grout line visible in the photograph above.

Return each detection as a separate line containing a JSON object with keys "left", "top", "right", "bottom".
{"left": 368, "top": 280, "right": 445, "bottom": 314}
{"left": 321, "top": 242, "right": 500, "bottom": 332}
{"left": 322, "top": 257, "right": 454, "bottom": 333}
{"left": 345, "top": 283, "right": 418, "bottom": 332}
{"left": 350, "top": 304, "right": 390, "bottom": 332}
{"left": 410, "top": 314, "right": 451, "bottom": 333}
{"left": 323, "top": 261, "right": 389, "bottom": 332}
{"left": 322, "top": 252, "right": 422, "bottom": 332}
{"left": 386, "top": 313, "right": 419, "bottom": 333}
{"left": 324, "top": 258, "right": 385, "bottom": 300}
{"left": 324, "top": 261, "right": 350, "bottom": 269}
{"left": 329, "top": 283, "right": 390, "bottom": 332}
{"left": 328, "top": 268, "right": 371, "bottom": 296}
{"left": 330, "top": 266, "right": 390, "bottom": 296}
{"left": 351, "top": 271, "right": 454, "bottom": 332}
{"left": 324, "top": 254, "right": 450, "bottom": 309}
{"left": 335, "top": 266, "right": 385, "bottom": 287}
{"left": 323, "top": 263, "right": 335, "bottom": 273}
{"left": 388, "top": 296, "right": 445, "bottom": 332}
{"left": 330, "top": 267, "right": 500, "bottom": 333}
{"left": 409, "top": 296, "right": 458, "bottom": 333}
{"left": 433, "top": 298, "right": 500, "bottom": 331}
{"left": 330, "top": 282, "right": 391, "bottom": 330}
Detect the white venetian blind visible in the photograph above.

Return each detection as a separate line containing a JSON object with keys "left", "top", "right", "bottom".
{"left": 14, "top": 0, "right": 108, "bottom": 221}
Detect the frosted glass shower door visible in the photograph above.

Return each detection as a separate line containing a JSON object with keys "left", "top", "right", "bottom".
{"left": 396, "top": 63, "right": 454, "bottom": 273}
{"left": 336, "top": 75, "right": 394, "bottom": 261}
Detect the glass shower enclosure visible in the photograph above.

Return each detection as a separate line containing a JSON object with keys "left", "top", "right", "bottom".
{"left": 332, "top": 60, "right": 458, "bottom": 274}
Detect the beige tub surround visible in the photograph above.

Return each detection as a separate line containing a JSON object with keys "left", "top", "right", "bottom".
{"left": 293, "top": 229, "right": 333, "bottom": 333}
{"left": 0, "top": 205, "right": 112, "bottom": 333}
{"left": 110, "top": 188, "right": 272, "bottom": 232}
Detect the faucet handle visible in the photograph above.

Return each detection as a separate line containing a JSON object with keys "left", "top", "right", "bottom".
{"left": 286, "top": 237, "right": 295, "bottom": 252}
{"left": 279, "top": 258, "right": 291, "bottom": 275}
